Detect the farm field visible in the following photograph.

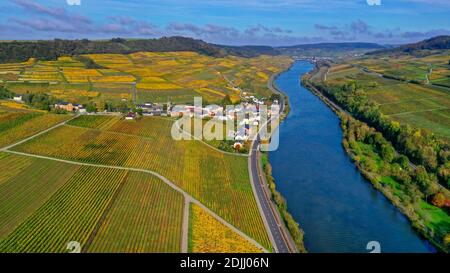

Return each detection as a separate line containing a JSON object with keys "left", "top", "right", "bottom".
{"left": 0, "top": 53, "right": 292, "bottom": 106}
{"left": 12, "top": 115, "right": 272, "bottom": 250}
{"left": 188, "top": 204, "right": 263, "bottom": 253}
{"left": 0, "top": 165, "right": 128, "bottom": 252}
{"left": 0, "top": 152, "right": 80, "bottom": 239}
{"left": 0, "top": 101, "right": 71, "bottom": 148}
{"left": 85, "top": 171, "right": 185, "bottom": 253}
{"left": 323, "top": 55, "right": 450, "bottom": 141}
{"left": 353, "top": 50, "right": 450, "bottom": 85}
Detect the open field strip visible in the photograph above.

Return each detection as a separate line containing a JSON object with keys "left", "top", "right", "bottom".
{"left": 188, "top": 204, "right": 264, "bottom": 253}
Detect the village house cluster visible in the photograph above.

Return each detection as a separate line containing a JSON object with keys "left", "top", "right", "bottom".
{"left": 169, "top": 100, "right": 280, "bottom": 145}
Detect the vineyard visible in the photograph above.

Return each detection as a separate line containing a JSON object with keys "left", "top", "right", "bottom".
{"left": 0, "top": 105, "right": 71, "bottom": 148}
{"left": 0, "top": 166, "right": 128, "bottom": 252}
{"left": 324, "top": 58, "right": 450, "bottom": 141}
{"left": 87, "top": 171, "right": 184, "bottom": 253}
{"left": 0, "top": 152, "right": 80, "bottom": 240}
{"left": 12, "top": 116, "right": 272, "bottom": 250}
{"left": 188, "top": 204, "right": 263, "bottom": 253}
{"left": 0, "top": 53, "right": 292, "bottom": 105}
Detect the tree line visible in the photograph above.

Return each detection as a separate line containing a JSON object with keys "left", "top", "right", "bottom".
{"left": 341, "top": 114, "right": 449, "bottom": 251}
{"left": 0, "top": 37, "right": 279, "bottom": 64}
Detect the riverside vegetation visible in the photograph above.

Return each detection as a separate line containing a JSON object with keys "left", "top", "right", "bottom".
{"left": 307, "top": 65, "right": 450, "bottom": 251}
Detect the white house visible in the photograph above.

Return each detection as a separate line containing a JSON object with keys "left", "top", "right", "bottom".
{"left": 13, "top": 95, "right": 22, "bottom": 102}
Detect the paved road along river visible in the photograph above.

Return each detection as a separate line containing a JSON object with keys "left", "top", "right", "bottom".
{"left": 269, "top": 60, "right": 435, "bottom": 253}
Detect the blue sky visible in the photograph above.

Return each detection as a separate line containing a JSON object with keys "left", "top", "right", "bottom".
{"left": 0, "top": 0, "right": 449, "bottom": 45}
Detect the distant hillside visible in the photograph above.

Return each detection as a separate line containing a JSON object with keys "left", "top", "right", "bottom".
{"left": 217, "top": 45, "right": 280, "bottom": 57}
{"left": 0, "top": 36, "right": 279, "bottom": 63}
{"left": 368, "top": 35, "right": 450, "bottom": 55}
{"left": 278, "top": 42, "right": 385, "bottom": 57}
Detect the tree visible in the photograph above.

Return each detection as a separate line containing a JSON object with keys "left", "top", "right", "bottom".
{"left": 418, "top": 146, "right": 438, "bottom": 170}
{"left": 395, "top": 155, "right": 410, "bottom": 169}
{"left": 431, "top": 192, "right": 446, "bottom": 208}
{"left": 104, "top": 101, "right": 114, "bottom": 112}
{"left": 381, "top": 144, "right": 395, "bottom": 163}
{"left": 86, "top": 102, "right": 97, "bottom": 113}
{"left": 0, "top": 87, "right": 14, "bottom": 99}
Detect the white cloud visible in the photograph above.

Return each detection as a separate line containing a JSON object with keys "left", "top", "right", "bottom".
{"left": 366, "top": 0, "right": 381, "bottom": 6}
{"left": 66, "top": 0, "right": 81, "bottom": 6}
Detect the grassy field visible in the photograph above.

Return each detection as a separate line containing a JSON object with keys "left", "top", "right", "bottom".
{"left": 323, "top": 53, "right": 450, "bottom": 141}
{"left": 0, "top": 53, "right": 292, "bottom": 105}
{"left": 0, "top": 101, "right": 71, "bottom": 148}
{"left": 188, "top": 204, "right": 263, "bottom": 253}
{"left": 12, "top": 115, "right": 272, "bottom": 250}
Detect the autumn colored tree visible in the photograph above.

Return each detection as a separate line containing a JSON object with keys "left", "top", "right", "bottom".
{"left": 431, "top": 192, "right": 446, "bottom": 208}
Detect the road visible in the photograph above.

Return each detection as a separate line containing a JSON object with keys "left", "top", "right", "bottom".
{"left": 247, "top": 72, "right": 298, "bottom": 253}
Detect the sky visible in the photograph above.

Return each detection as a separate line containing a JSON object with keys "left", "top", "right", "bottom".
{"left": 0, "top": 0, "right": 449, "bottom": 46}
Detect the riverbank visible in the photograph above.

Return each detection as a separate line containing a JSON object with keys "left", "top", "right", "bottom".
{"left": 269, "top": 60, "right": 433, "bottom": 253}
{"left": 303, "top": 68, "right": 448, "bottom": 252}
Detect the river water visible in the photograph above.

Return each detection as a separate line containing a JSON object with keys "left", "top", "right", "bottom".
{"left": 269, "top": 61, "right": 434, "bottom": 253}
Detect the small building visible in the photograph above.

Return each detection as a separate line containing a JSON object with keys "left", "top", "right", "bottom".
{"left": 54, "top": 102, "right": 74, "bottom": 112}
{"left": 13, "top": 95, "right": 22, "bottom": 102}
{"left": 73, "top": 104, "right": 85, "bottom": 113}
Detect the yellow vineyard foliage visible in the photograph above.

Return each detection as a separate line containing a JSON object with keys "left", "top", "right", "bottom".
{"left": 190, "top": 204, "right": 264, "bottom": 253}
{"left": 136, "top": 82, "right": 180, "bottom": 90}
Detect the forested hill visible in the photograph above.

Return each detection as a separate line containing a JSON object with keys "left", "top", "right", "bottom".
{"left": 0, "top": 36, "right": 279, "bottom": 63}
{"left": 277, "top": 42, "right": 385, "bottom": 57}
{"left": 368, "top": 35, "right": 450, "bottom": 55}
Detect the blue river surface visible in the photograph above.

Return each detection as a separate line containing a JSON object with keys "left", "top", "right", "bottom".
{"left": 269, "top": 60, "right": 435, "bottom": 253}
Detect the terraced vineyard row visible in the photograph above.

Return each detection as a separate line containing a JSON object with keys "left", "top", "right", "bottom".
{"left": 0, "top": 153, "right": 81, "bottom": 239}
{"left": 1, "top": 53, "right": 292, "bottom": 105}
{"left": 12, "top": 117, "right": 272, "bottom": 250}
{"left": 0, "top": 166, "right": 128, "bottom": 252}
{"left": 87, "top": 171, "right": 184, "bottom": 253}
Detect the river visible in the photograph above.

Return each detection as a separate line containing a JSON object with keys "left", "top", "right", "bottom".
{"left": 269, "top": 60, "right": 435, "bottom": 253}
